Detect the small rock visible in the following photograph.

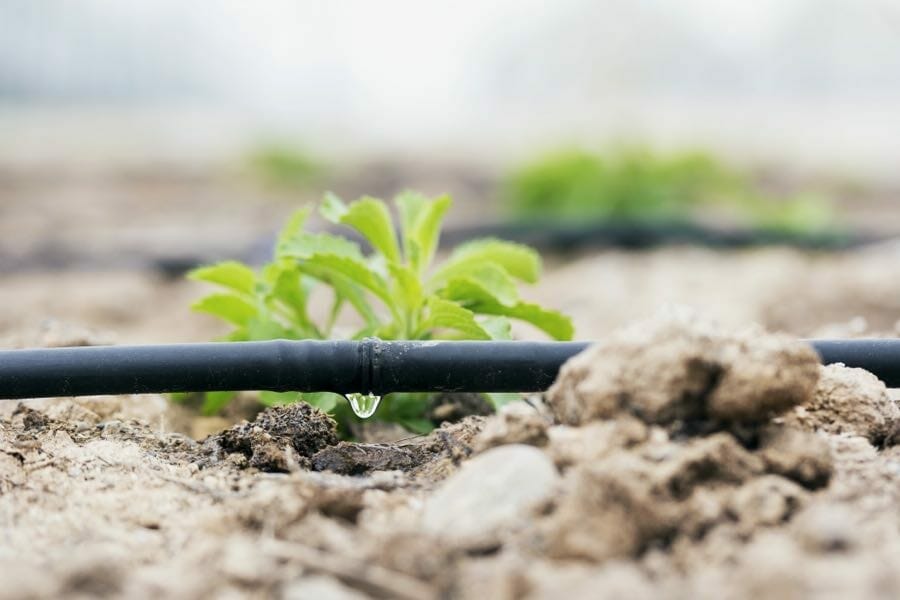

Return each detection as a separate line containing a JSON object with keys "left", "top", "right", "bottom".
{"left": 422, "top": 444, "right": 559, "bottom": 547}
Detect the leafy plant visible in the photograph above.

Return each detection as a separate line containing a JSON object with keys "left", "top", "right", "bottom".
{"left": 187, "top": 192, "right": 573, "bottom": 431}
{"left": 246, "top": 144, "right": 324, "bottom": 190}
{"left": 504, "top": 145, "right": 838, "bottom": 233}
{"left": 737, "top": 193, "right": 837, "bottom": 234}
{"left": 505, "top": 146, "right": 736, "bottom": 222}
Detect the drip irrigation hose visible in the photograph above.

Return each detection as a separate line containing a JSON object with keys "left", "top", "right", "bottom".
{"left": 3, "top": 224, "right": 884, "bottom": 276}
{"left": 0, "top": 338, "right": 898, "bottom": 400}
{"left": 437, "top": 221, "right": 873, "bottom": 252}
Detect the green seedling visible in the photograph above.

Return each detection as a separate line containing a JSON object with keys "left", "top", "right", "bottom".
{"left": 504, "top": 145, "right": 838, "bottom": 233}
{"left": 187, "top": 192, "right": 573, "bottom": 433}
{"left": 505, "top": 146, "right": 736, "bottom": 222}
{"left": 246, "top": 144, "right": 324, "bottom": 190}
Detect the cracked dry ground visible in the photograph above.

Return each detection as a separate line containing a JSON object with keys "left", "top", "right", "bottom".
{"left": 1, "top": 314, "right": 899, "bottom": 599}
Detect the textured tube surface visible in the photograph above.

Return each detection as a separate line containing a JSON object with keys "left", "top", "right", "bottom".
{"left": 369, "top": 340, "right": 590, "bottom": 394}
{"left": 0, "top": 341, "right": 361, "bottom": 399}
{"left": 0, "top": 338, "right": 897, "bottom": 399}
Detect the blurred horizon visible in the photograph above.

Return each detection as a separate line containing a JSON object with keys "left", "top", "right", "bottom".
{"left": 2, "top": 0, "right": 900, "bottom": 178}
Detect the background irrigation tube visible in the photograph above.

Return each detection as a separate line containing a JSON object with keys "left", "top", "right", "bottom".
{"left": 0, "top": 338, "right": 898, "bottom": 400}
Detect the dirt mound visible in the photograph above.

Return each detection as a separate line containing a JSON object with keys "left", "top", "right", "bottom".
{"left": 547, "top": 312, "right": 820, "bottom": 428}
{"left": 782, "top": 364, "right": 900, "bottom": 446}
{"left": 453, "top": 314, "right": 829, "bottom": 567}
{"left": 207, "top": 403, "right": 340, "bottom": 471}
{"left": 2, "top": 314, "right": 899, "bottom": 599}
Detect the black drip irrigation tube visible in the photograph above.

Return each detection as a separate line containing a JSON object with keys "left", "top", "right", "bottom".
{"left": 2, "top": 223, "right": 887, "bottom": 277}
{"left": 0, "top": 338, "right": 898, "bottom": 401}
{"left": 438, "top": 221, "right": 878, "bottom": 252}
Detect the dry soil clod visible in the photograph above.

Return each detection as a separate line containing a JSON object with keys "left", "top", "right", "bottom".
{"left": 209, "top": 403, "right": 339, "bottom": 472}
{"left": 547, "top": 313, "right": 821, "bottom": 430}
{"left": 783, "top": 364, "right": 900, "bottom": 446}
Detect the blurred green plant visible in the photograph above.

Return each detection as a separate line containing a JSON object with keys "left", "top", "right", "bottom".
{"left": 503, "top": 146, "right": 838, "bottom": 233}
{"left": 186, "top": 192, "right": 573, "bottom": 434}
{"left": 737, "top": 193, "right": 837, "bottom": 234}
{"left": 245, "top": 144, "right": 324, "bottom": 189}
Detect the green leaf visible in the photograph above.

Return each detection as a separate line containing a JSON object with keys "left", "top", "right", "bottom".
{"left": 303, "top": 263, "right": 379, "bottom": 327}
{"left": 202, "top": 391, "right": 235, "bottom": 415}
{"left": 395, "top": 192, "right": 452, "bottom": 273}
{"left": 245, "top": 317, "right": 294, "bottom": 340}
{"left": 478, "top": 316, "right": 513, "bottom": 340}
{"left": 485, "top": 392, "right": 522, "bottom": 410}
{"left": 322, "top": 194, "right": 401, "bottom": 263}
{"left": 277, "top": 231, "right": 364, "bottom": 261}
{"left": 374, "top": 321, "right": 402, "bottom": 339}
{"left": 184, "top": 188, "right": 575, "bottom": 439}
{"left": 415, "top": 296, "right": 491, "bottom": 340}
{"left": 348, "top": 324, "right": 378, "bottom": 340}
{"left": 192, "top": 294, "right": 257, "bottom": 326}
{"left": 440, "top": 263, "right": 519, "bottom": 307}
{"left": 300, "top": 392, "right": 341, "bottom": 413}
{"left": 263, "top": 263, "right": 311, "bottom": 324}
{"left": 470, "top": 300, "right": 574, "bottom": 341}
{"left": 263, "top": 263, "right": 322, "bottom": 337}
{"left": 378, "top": 392, "right": 428, "bottom": 419}
{"left": 296, "top": 254, "right": 392, "bottom": 307}
{"left": 398, "top": 418, "right": 435, "bottom": 434}
{"left": 188, "top": 261, "right": 256, "bottom": 296}
{"left": 395, "top": 191, "right": 428, "bottom": 235}
{"left": 319, "top": 191, "right": 347, "bottom": 222}
{"left": 276, "top": 207, "right": 312, "bottom": 247}
{"left": 225, "top": 328, "right": 250, "bottom": 342}
{"left": 279, "top": 232, "right": 386, "bottom": 325}
{"left": 168, "top": 391, "right": 192, "bottom": 404}
{"left": 388, "top": 263, "right": 423, "bottom": 313}
{"left": 430, "top": 238, "right": 541, "bottom": 286}
{"left": 259, "top": 391, "right": 300, "bottom": 407}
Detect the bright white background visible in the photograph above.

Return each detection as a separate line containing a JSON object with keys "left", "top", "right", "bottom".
{"left": 2, "top": 0, "right": 899, "bottom": 174}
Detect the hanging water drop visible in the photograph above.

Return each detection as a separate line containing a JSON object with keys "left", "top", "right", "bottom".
{"left": 344, "top": 392, "right": 382, "bottom": 418}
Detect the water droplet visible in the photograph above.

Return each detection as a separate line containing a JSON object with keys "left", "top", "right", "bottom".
{"left": 344, "top": 393, "right": 382, "bottom": 418}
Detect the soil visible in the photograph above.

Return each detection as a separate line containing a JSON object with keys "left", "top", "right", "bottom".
{"left": 2, "top": 312, "right": 899, "bottom": 599}
{"left": 2, "top": 164, "right": 900, "bottom": 599}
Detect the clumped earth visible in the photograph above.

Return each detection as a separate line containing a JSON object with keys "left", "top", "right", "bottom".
{"left": 2, "top": 314, "right": 899, "bottom": 599}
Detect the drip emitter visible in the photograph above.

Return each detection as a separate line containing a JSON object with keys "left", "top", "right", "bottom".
{"left": 0, "top": 338, "right": 898, "bottom": 400}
